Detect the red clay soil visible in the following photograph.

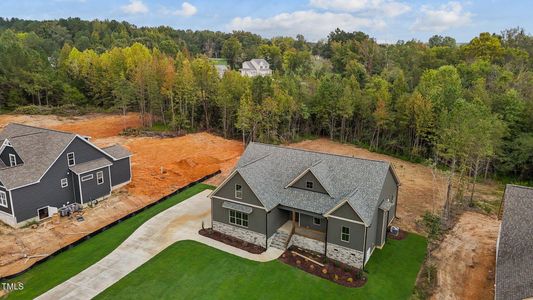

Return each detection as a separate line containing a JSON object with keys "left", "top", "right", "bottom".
{"left": 198, "top": 228, "right": 265, "bottom": 254}
{"left": 279, "top": 246, "right": 366, "bottom": 288}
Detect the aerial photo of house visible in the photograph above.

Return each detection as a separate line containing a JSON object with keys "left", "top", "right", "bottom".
{"left": 240, "top": 58, "right": 273, "bottom": 77}
{"left": 210, "top": 142, "right": 399, "bottom": 268}
{"left": 0, "top": 124, "right": 131, "bottom": 228}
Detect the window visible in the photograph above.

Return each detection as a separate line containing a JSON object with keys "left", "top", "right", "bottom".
{"left": 38, "top": 207, "right": 50, "bottom": 220}
{"left": 67, "top": 152, "right": 75, "bottom": 166}
{"left": 96, "top": 171, "right": 104, "bottom": 185}
{"left": 306, "top": 181, "right": 314, "bottom": 189}
{"left": 61, "top": 178, "right": 68, "bottom": 188}
{"left": 229, "top": 210, "right": 248, "bottom": 227}
{"left": 235, "top": 184, "right": 242, "bottom": 199}
{"left": 0, "top": 191, "right": 7, "bottom": 208}
{"left": 81, "top": 174, "right": 93, "bottom": 182}
{"left": 313, "top": 217, "right": 321, "bottom": 225}
{"left": 9, "top": 154, "right": 17, "bottom": 167}
{"left": 341, "top": 226, "right": 350, "bottom": 242}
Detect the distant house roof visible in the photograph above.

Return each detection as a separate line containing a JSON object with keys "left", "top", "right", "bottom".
{"left": 102, "top": 145, "right": 132, "bottom": 160}
{"left": 224, "top": 143, "right": 398, "bottom": 225}
{"left": 241, "top": 59, "right": 270, "bottom": 71}
{"left": 496, "top": 184, "right": 533, "bottom": 300}
{"left": 70, "top": 157, "right": 112, "bottom": 174}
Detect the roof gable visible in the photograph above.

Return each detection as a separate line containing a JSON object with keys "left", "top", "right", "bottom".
{"left": 286, "top": 168, "right": 330, "bottom": 195}
{"left": 328, "top": 202, "right": 364, "bottom": 223}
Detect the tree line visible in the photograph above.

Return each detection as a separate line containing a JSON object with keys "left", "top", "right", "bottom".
{"left": 0, "top": 18, "right": 532, "bottom": 207}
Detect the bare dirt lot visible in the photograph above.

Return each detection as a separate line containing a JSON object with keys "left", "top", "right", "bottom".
{"left": 0, "top": 114, "right": 243, "bottom": 277}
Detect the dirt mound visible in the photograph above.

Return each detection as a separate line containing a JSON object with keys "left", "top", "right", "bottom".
{"left": 431, "top": 212, "right": 499, "bottom": 300}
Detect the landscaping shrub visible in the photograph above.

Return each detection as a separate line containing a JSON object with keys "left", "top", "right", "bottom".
{"left": 421, "top": 211, "right": 443, "bottom": 241}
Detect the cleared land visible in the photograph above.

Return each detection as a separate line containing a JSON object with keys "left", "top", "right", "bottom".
{"left": 97, "top": 236, "right": 427, "bottom": 300}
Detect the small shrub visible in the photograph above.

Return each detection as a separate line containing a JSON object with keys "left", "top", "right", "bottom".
{"left": 422, "top": 211, "right": 442, "bottom": 241}
{"left": 309, "top": 265, "right": 315, "bottom": 270}
{"left": 347, "top": 277, "right": 353, "bottom": 283}
{"left": 354, "top": 269, "right": 363, "bottom": 280}
{"left": 333, "top": 274, "right": 339, "bottom": 281}
{"left": 296, "top": 260, "right": 301, "bottom": 265}
{"left": 321, "top": 268, "right": 328, "bottom": 274}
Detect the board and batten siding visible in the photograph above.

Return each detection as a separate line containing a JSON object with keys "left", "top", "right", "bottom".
{"left": 299, "top": 213, "right": 327, "bottom": 232}
{"left": 211, "top": 197, "right": 266, "bottom": 234}
{"left": 109, "top": 157, "right": 131, "bottom": 186}
{"left": 291, "top": 171, "right": 328, "bottom": 194}
{"left": 10, "top": 137, "right": 109, "bottom": 222}
{"left": 0, "top": 146, "right": 22, "bottom": 166}
{"left": 327, "top": 217, "right": 365, "bottom": 251}
{"left": 78, "top": 167, "right": 112, "bottom": 203}
{"left": 212, "top": 172, "right": 264, "bottom": 207}
{"left": 378, "top": 168, "right": 399, "bottom": 226}
{"left": 330, "top": 202, "right": 364, "bottom": 223}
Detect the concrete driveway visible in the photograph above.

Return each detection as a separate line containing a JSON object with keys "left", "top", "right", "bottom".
{"left": 36, "top": 189, "right": 284, "bottom": 300}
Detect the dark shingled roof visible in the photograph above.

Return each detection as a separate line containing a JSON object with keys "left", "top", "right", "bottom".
{"left": 70, "top": 158, "right": 112, "bottom": 174}
{"left": 496, "top": 184, "right": 533, "bottom": 300}
{"left": 233, "top": 142, "right": 398, "bottom": 225}
{"left": 102, "top": 144, "right": 131, "bottom": 160}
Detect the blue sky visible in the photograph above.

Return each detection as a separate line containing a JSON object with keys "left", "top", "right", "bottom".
{"left": 0, "top": 0, "right": 531, "bottom": 42}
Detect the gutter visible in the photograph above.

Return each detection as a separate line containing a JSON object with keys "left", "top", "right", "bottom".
{"left": 362, "top": 225, "right": 368, "bottom": 271}
{"left": 324, "top": 217, "right": 328, "bottom": 255}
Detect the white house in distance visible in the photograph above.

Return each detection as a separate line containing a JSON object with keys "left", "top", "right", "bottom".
{"left": 240, "top": 59, "right": 272, "bottom": 77}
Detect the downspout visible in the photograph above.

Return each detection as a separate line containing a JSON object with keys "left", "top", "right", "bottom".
{"left": 324, "top": 217, "right": 328, "bottom": 255}
{"left": 265, "top": 210, "right": 268, "bottom": 249}
{"left": 362, "top": 225, "right": 368, "bottom": 271}
{"left": 395, "top": 185, "right": 399, "bottom": 219}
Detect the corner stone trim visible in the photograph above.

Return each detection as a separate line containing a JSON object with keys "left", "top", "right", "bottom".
{"left": 326, "top": 242, "right": 364, "bottom": 268}
{"left": 212, "top": 221, "right": 266, "bottom": 248}
{"left": 289, "top": 234, "right": 326, "bottom": 254}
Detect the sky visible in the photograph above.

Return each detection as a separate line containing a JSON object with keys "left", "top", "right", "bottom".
{"left": 0, "top": 0, "right": 531, "bottom": 43}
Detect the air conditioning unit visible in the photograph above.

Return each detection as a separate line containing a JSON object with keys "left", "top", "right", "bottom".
{"left": 390, "top": 226, "right": 400, "bottom": 236}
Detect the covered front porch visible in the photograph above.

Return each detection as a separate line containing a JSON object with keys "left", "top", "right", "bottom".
{"left": 277, "top": 207, "right": 327, "bottom": 243}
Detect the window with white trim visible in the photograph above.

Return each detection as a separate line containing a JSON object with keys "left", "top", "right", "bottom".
{"left": 61, "top": 178, "right": 68, "bottom": 188}
{"left": 229, "top": 209, "right": 248, "bottom": 227}
{"left": 67, "top": 152, "right": 75, "bottom": 166}
{"left": 306, "top": 181, "right": 314, "bottom": 189}
{"left": 81, "top": 174, "right": 93, "bottom": 182}
{"left": 96, "top": 171, "right": 104, "bottom": 185}
{"left": 0, "top": 191, "right": 7, "bottom": 208}
{"left": 313, "top": 217, "right": 321, "bottom": 225}
{"left": 9, "top": 154, "right": 17, "bottom": 167}
{"left": 235, "top": 184, "right": 242, "bottom": 199}
{"left": 341, "top": 226, "right": 350, "bottom": 242}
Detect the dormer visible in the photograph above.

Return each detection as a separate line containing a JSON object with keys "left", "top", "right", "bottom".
{"left": 286, "top": 168, "right": 329, "bottom": 195}
{"left": 0, "top": 139, "right": 23, "bottom": 167}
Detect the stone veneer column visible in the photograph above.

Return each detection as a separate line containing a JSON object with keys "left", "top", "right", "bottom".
{"left": 212, "top": 221, "right": 266, "bottom": 248}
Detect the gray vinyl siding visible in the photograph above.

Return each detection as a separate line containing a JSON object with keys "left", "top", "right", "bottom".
{"left": 327, "top": 217, "right": 365, "bottom": 251}
{"left": 10, "top": 137, "right": 108, "bottom": 222}
{"left": 291, "top": 171, "right": 328, "bottom": 194}
{"left": 330, "top": 202, "right": 364, "bottom": 223}
{"left": 79, "top": 167, "right": 111, "bottom": 203}
{"left": 378, "top": 169, "right": 398, "bottom": 225}
{"left": 366, "top": 207, "right": 379, "bottom": 254}
{"left": 0, "top": 185, "right": 12, "bottom": 215}
{"left": 375, "top": 209, "right": 386, "bottom": 246}
{"left": 211, "top": 197, "right": 266, "bottom": 234}
{"left": 213, "top": 172, "right": 264, "bottom": 208}
{"left": 299, "top": 213, "right": 327, "bottom": 232}
{"left": 73, "top": 174, "right": 81, "bottom": 204}
{"left": 109, "top": 157, "right": 131, "bottom": 186}
{"left": 0, "top": 146, "right": 22, "bottom": 166}
{"left": 267, "top": 207, "right": 290, "bottom": 238}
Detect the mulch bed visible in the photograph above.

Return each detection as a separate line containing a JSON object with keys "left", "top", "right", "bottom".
{"left": 387, "top": 229, "right": 407, "bottom": 240}
{"left": 198, "top": 228, "right": 266, "bottom": 254}
{"left": 279, "top": 246, "right": 367, "bottom": 288}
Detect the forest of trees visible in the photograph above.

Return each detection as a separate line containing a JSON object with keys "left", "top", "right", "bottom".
{"left": 1, "top": 18, "right": 533, "bottom": 210}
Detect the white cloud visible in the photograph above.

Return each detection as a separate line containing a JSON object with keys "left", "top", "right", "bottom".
{"left": 229, "top": 10, "right": 385, "bottom": 41}
{"left": 309, "top": 0, "right": 411, "bottom": 17}
{"left": 412, "top": 1, "right": 472, "bottom": 32}
{"left": 173, "top": 2, "right": 198, "bottom": 17}
{"left": 121, "top": 0, "right": 149, "bottom": 15}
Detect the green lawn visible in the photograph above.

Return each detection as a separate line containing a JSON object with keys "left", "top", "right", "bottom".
{"left": 97, "top": 234, "right": 427, "bottom": 300}
{"left": 4, "top": 184, "right": 215, "bottom": 300}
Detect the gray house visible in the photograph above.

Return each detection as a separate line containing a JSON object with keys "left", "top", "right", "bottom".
{"left": 240, "top": 59, "right": 272, "bottom": 77}
{"left": 495, "top": 185, "right": 533, "bottom": 300}
{"left": 0, "top": 124, "right": 132, "bottom": 228}
{"left": 209, "top": 143, "right": 400, "bottom": 268}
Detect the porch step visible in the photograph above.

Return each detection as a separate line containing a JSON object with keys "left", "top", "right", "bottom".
{"left": 270, "top": 231, "right": 291, "bottom": 250}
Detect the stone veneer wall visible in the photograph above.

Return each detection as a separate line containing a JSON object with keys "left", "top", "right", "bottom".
{"left": 289, "top": 234, "right": 326, "bottom": 254}
{"left": 213, "top": 221, "right": 266, "bottom": 248}
{"left": 326, "top": 242, "right": 364, "bottom": 268}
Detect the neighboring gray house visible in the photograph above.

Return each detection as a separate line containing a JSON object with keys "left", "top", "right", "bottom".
{"left": 0, "top": 124, "right": 132, "bottom": 227}
{"left": 209, "top": 143, "right": 400, "bottom": 268}
{"left": 240, "top": 59, "right": 272, "bottom": 77}
{"left": 495, "top": 185, "right": 533, "bottom": 300}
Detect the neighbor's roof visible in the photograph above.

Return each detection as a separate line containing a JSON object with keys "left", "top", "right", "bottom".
{"left": 102, "top": 144, "right": 131, "bottom": 160}
{"left": 496, "top": 184, "right": 533, "bottom": 300}
{"left": 231, "top": 143, "right": 398, "bottom": 225}
{"left": 70, "top": 157, "right": 112, "bottom": 174}
{"left": 0, "top": 124, "right": 77, "bottom": 189}
{"left": 242, "top": 59, "right": 270, "bottom": 71}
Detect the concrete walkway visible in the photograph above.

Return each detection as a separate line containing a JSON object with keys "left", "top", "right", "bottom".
{"left": 37, "top": 189, "right": 284, "bottom": 300}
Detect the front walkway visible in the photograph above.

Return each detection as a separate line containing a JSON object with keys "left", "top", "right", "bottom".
{"left": 36, "top": 189, "right": 284, "bottom": 300}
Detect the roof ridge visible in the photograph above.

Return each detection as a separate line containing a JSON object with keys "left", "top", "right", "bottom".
{"left": 506, "top": 184, "right": 533, "bottom": 192}
{"left": 250, "top": 142, "right": 391, "bottom": 165}
{"left": 239, "top": 152, "right": 271, "bottom": 168}
{"left": 6, "top": 123, "right": 75, "bottom": 136}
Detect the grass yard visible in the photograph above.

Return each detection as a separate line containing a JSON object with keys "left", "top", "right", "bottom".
{"left": 97, "top": 234, "right": 427, "bottom": 300}
{"left": 4, "top": 184, "right": 215, "bottom": 300}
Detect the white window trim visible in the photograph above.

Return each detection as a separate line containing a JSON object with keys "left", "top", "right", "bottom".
{"left": 67, "top": 152, "right": 76, "bottom": 167}
{"left": 37, "top": 206, "right": 51, "bottom": 220}
{"left": 235, "top": 184, "right": 242, "bottom": 199}
{"left": 81, "top": 174, "right": 94, "bottom": 182}
{"left": 341, "top": 226, "right": 350, "bottom": 243}
{"left": 61, "top": 178, "right": 68, "bottom": 188}
{"left": 96, "top": 171, "right": 104, "bottom": 185}
{"left": 228, "top": 209, "right": 248, "bottom": 228}
{"left": 313, "top": 217, "right": 321, "bottom": 225}
{"left": 0, "top": 191, "right": 7, "bottom": 208}
{"left": 9, "top": 154, "right": 17, "bottom": 167}
{"left": 306, "top": 181, "right": 314, "bottom": 189}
